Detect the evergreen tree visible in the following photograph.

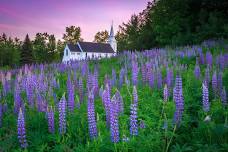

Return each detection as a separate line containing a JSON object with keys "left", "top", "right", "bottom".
{"left": 21, "top": 34, "right": 33, "bottom": 65}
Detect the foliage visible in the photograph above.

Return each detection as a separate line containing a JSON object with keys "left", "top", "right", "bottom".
{"left": 20, "top": 34, "right": 33, "bottom": 65}
{"left": 93, "top": 30, "right": 109, "bottom": 43}
{"left": 63, "top": 26, "right": 83, "bottom": 44}
{"left": 117, "top": 0, "right": 228, "bottom": 50}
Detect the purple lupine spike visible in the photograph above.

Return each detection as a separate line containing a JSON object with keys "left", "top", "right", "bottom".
{"left": 133, "top": 86, "right": 138, "bottom": 105}
{"left": 202, "top": 82, "right": 210, "bottom": 112}
{"left": 115, "top": 90, "right": 124, "bottom": 114}
{"left": 47, "top": 106, "right": 55, "bottom": 133}
{"left": 58, "top": 95, "right": 66, "bottom": 134}
{"left": 157, "top": 69, "right": 162, "bottom": 89}
{"left": 163, "top": 84, "right": 168, "bottom": 102}
{"left": 110, "top": 94, "right": 120, "bottom": 143}
{"left": 36, "top": 93, "right": 43, "bottom": 112}
{"left": 221, "top": 87, "right": 227, "bottom": 107}
{"left": 0, "top": 104, "right": 2, "bottom": 127}
{"left": 17, "top": 108, "right": 28, "bottom": 148}
{"left": 67, "top": 75, "right": 75, "bottom": 112}
{"left": 132, "top": 60, "right": 138, "bottom": 86}
{"left": 78, "top": 77, "right": 83, "bottom": 104}
{"left": 173, "top": 75, "right": 184, "bottom": 125}
{"left": 141, "top": 64, "right": 147, "bottom": 84}
{"left": 130, "top": 86, "right": 138, "bottom": 136}
{"left": 218, "top": 72, "right": 223, "bottom": 94}
{"left": 102, "top": 84, "right": 111, "bottom": 127}
{"left": 194, "top": 64, "right": 201, "bottom": 79}
{"left": 212, "top": 71, "right": 218, "bottom": 97}
{"left": 206, "top": 51, "right": 213, "bottom": 66}
{"left": 87, "top": 90, "right": 98, "bottom": 139}
{"left": 112, "top": 69, "right": 117, "bottom": 87}
{"left": 204, "top": 65, "right": 210, "bottom": 86}
{"left": 26, "top": 79, "right": 34, "bottom": 107}
{"left": 87, "top": 71, "right": 93, "bottom": 92}
{"left": 166, "top": 68, "right": 173, "bottom": 88}
{"left": 93, "top": 69, "right": 99, "bottom": 96}
{"left": 130, "top": 103, "right": 138, "bottom": 136}
{"left": 14, "top": 81, "right": 22, "bottom": 114}
{"left": 119, "top": 68, "right": 125, "bottom": 88}
{"left": 148, "top": 69, "right": 154, "bottom": 88}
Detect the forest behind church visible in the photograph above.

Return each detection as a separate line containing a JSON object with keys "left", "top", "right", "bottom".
{"left": 0, "top": 0, "right": 228, "bottom": 67}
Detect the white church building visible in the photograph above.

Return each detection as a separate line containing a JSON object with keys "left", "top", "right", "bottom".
{"left": 62, "top": 24, "right": 117, "bottom": 62}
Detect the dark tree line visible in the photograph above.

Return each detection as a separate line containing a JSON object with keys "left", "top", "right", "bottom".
{"left": 116, "top": 0, "right": 228, "bottom": 50}
{"left": 0, "top": 26, "right": 82, "bottom": 67}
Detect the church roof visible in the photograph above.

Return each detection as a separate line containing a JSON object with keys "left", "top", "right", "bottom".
{"left": 67, "top": 42, "right": 115, "bottom": 53}
{"left": 67, "top": 43, "right": 81, "bottom": 52}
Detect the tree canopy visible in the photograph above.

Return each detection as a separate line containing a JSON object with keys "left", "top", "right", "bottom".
{"left": 116, "top": 0, "right": 228, "bottom": 50}
{"left": 93, "top": 30, "right": 109, "bottom": 43}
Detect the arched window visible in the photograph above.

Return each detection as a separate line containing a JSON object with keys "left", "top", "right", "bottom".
{"left": 66, "top": 49, "right": 68, "bottom": 56}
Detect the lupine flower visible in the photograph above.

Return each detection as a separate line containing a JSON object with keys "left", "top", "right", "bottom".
{"left": 212, "top": 71, "right": 217, "bottom": 96}
{"left": 218, "top": 54, "right": 225, "bottom": 70}
{"left": 148, "top": 69, "right": 154, "bottom": 88}
{"left": 130, "top": 103, "right": 138, "bottom": 136}
{"left": 26, "top": 79, "right": 34, "bottom": 107}
{"left": 132, "top": 60, "right": 138, "bottom": 86}
{"left": 110, "top": 94, "right": 120, "bottom": 142}
{"left": 114, "top": 90, "right": 124, "bottom": 114}
{"left": 79, "top": 78, "right": 83, "bottom": 104}
{"left": 221, "top": 87, "right": 227, "bottom": 107}
{"left": 0, "top": 104, "right": 2, "bottom": 127}
{"left": 218, "top": 72, "right": 223, "bottom": 94}
{"left": 141, "top": 64, "right": 147, "bottom": 84}
{"left": 173, "top": 75, "right": 184, "bottom": 125}
{"left": 139, "top": 120, "right": 146, "bottom": 129}
{"left": 87, "top": 72, "right": 93, "bottom": 91}
{"left": 202, "top": 82, "right": 210, "bottom": 112}
{"left": 67, "top": 75, "right": 75, "bottom": 112}
{"left": 194, "top": 64, "right": 201, "bottom": 79}
{"left": 206, "top": 51, "right": 213, "bottom": 66}
{"left": 59, "top": 95, "right": 66, "bottom": 134}
{"left": 157, "top": 70, "right": 162, "bottom": 89}
{"left": 130, "top": 86, "right": 138, "bottom": 136}
{"left": 93, "top": 69, "right": 99, "bottom": 95}
{"left": 14, "top": 81, "right": 22, "bottom": 114}
{"left": 87, "top": 90, "right": 98, "bottom": 139}
{"left": 47, "top": 107, "right": 55, "bottom": 133}
{"left": 166, "top": 68, "right": 173, "bottom": 88}
{"left": 102, "top": 84, "right": 111, "bottom": 127}
{"left": 163, "top": 84, "right": 168, "bottom": 102}
{"left": 17, "top": 108, "right": 28, "bottom": 148}
{"left": 204, "top": 65, "right": 210, "bottom": 86}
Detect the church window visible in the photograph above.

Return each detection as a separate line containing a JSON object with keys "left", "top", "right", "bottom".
{"left": 77, "top": 53, "right": 80, "bottom": 55}
{"left": 66, "top": 49, "right": 68, "bottom": 56}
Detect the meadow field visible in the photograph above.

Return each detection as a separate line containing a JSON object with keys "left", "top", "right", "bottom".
{"left": 0, "top": 40, "right": 228, "bottom": 152}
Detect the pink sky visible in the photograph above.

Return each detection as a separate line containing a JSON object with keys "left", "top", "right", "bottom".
{"left": 0, "top": 0, "right": 149, "bottom": 41}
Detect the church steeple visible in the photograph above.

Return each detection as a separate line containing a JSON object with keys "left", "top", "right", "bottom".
{"left": 110, "top": 21, "right": 114, "bottom": 37}
{"left": 108, "top": 21, "right": 117, "bottom": 53}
